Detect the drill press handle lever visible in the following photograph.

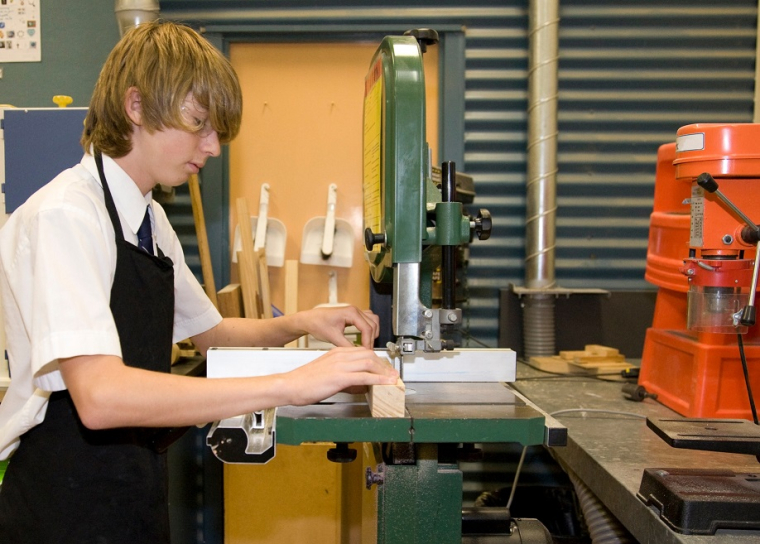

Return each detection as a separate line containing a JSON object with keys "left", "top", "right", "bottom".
{"left": 697, "top": 172, "right": 760, "bottom": 238}
{"left": 697, "top": 172, "right": 760, "bottom": 326}
{"left": 740, "top": 239, "right": 760, "bottom": 326}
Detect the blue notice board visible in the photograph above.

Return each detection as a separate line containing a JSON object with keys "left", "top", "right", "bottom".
{"left": 3, "top": 108, "right": 88, "bottom": 213}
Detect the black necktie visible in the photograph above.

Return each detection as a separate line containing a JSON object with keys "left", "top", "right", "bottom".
{"left": 137, "top": 207, "right": 154, "bottom": 254}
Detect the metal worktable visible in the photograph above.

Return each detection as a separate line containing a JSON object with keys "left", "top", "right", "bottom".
{"left": 512, "top": 361, "right": 760, "bottom": 544}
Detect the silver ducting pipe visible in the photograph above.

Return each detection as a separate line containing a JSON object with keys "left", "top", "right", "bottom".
{"left": 114, "top": 0, "right": 160, "bottom": 37}
{"left": 522, "top": 0, "right": 560, "bottom": 358}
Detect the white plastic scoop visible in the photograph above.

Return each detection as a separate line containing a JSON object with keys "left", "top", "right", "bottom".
{"left": 300, "top": 183, "right": 354, "bottom": 268}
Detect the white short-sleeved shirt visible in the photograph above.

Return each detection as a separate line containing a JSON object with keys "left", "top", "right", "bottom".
{"left": 0, "top": 153, "right": 223, "bottom": 459}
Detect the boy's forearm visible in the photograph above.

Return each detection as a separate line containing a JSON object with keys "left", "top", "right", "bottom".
{"left": 60, "top": 354, "right": 293, "bottom": 429}
{"left": 192, "top": 315, "right": 305, "bottom": 353}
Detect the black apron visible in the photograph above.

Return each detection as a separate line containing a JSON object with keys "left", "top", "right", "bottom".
{"left": 0, "top": 152, "right": 176, "bottom": 543}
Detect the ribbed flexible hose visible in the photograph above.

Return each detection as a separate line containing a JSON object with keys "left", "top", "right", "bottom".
{"left": 565, "top": 468, "right": 636, "bottom": 544}
{"left": 522, "top": 294, "right": 556, "bottom": 358}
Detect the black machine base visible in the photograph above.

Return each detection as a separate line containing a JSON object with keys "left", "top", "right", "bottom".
{"left": 637, "top": 468, "right": 760, "bottom": 535}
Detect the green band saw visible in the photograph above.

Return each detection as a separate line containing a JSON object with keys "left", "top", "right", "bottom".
{"left": 362, "top": 29, "right": 493, "bottom": 356}
{"left": 205, "top": 29, "right": 565, "bottom": 544}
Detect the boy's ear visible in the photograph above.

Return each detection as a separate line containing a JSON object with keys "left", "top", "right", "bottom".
{"left": 124, "top": 87, "right": 143, "bottom": 126}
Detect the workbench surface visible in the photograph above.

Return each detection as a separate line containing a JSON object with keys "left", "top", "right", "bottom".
{"left": 513, "top": 361, "right": 760, "bottom": 544}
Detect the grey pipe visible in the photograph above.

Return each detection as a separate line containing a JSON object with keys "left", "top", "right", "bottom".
{"left": 522, "top": 0, "right": 560, "bottom": 358}
{"left": 114, "top": 0, "right": 160, "bottom": 37}
{"left": 525, "top": 0, "right": 559, "bottom": 289}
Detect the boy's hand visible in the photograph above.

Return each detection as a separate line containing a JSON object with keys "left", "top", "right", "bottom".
{"left": 299, "top": 306, "right": 380, "bottom": 349}
{"left": 282, "top": 346, "right": 398, "bottom": 406}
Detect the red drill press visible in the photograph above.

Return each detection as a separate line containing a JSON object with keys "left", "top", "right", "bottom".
{"left": 640, "top": 123, "right": 760, "bottom": 419}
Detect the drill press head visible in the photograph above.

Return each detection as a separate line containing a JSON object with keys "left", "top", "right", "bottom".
{"left": 674, "top": 123, "right": 760, "bottom": 333}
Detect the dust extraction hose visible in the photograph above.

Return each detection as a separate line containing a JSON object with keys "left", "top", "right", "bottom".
{"left": 565, "top": 467, "right": 636, "bottom": 544}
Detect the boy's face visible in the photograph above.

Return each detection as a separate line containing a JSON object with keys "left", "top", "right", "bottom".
{"left": 123, "top": 92, "right": 221, "bottom": 194}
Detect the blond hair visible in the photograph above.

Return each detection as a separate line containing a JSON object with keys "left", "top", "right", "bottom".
{"left": 82, "top": 20, "right": 242, "bottom": 157}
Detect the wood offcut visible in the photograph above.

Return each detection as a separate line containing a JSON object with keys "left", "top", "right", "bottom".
{"left": 366, "top": 376, "right": 406, "bottom": 418}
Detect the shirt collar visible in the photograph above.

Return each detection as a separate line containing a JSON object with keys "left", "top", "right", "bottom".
{"left": 81, "top": 152, "right": 153, "bottom": 236}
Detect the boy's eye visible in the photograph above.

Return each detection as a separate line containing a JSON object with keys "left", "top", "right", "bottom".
{"left": 181, "top": 105, "right": 214, "bottom": 137}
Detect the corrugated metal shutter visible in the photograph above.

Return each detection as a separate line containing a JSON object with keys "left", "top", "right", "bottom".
{"left": 465, "top": 0, "right": 757, "bottom": 348}
{"left": 461, "top": 7, "right": 530, "bottom": 348}
{"left": 162, "top": 0, "right": 758, "bottom": 350}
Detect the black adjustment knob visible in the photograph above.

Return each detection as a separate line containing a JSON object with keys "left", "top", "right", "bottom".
{"left": 742, "top": 225, "right": 760, "bottom": 245}
{"left": 474, "top": 209, "right": 492, "bottom": 240}
{"left": 696, "top": 172, "right": 719, "bottom": 193}
{"left": 403, "top": 28, "right": 439, "bottom": 53}
{"left": 364, "top": 227, "right": 386, "bottom": 251}
{"left": 326, "top": 443, "right": 357, "bottom": 463}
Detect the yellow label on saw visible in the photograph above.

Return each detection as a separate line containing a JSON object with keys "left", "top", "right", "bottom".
{"left": 363, "top": 57, "right": 383, "bottom": 237}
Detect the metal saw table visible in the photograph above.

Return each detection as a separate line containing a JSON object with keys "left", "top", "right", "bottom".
{"left": 268, "top": 382, "right": 553, "bottom": 446}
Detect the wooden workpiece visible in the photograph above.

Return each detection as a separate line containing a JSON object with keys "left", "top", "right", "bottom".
{"left": 366, "top": 376, "right": 406, "bottom": 418}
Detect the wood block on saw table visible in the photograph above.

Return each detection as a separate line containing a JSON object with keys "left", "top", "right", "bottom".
{"left": 366, "top": 378, "right": 406, "bottom": 418}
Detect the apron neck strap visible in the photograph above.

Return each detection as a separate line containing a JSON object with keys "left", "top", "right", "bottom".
{"left": 94, "top": 151, "right": 126, "bottom": 243}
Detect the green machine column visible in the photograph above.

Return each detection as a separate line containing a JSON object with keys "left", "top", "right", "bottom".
{"left": 376, "top": 445, "right": 462, "bottom": 544}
